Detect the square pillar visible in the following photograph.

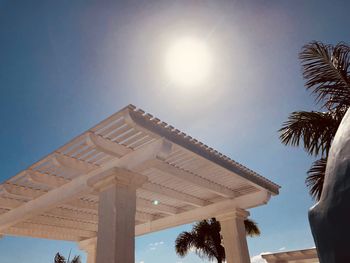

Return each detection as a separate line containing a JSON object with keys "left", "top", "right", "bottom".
{"left": 90, "top": 168, "right": 147, "bottom": 263}
{"left": 79, "top": 239, "right": 97, "bottom": 263}
{"left": 217, "top": 209, "right": 250, "bottom": 263}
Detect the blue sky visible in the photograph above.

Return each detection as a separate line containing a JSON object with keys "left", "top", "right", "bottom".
{"left": 0, "top": 1, "right": 349, "bottom": 262}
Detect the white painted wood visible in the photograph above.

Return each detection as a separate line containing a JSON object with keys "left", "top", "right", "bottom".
{"left": 15, "top": 222, "right": 96, "bottom": 239}
{"left": 137, "top": 198, "right": 180, "bottom": 215}
{"left": 135, "top": 191, "right": 270, "bottom": 236}
{"left": 147, "top": 159, "right": 236, "bottom": 198}
{"left": 79, "top": 238, "right": 97, "bottom": 263}
{"left": 53, "top": 153, "right": 97, "bottom": 172}
{"left": 217, "top": 209, "right": 251, "bottom": 263}
{"left": 27, "top": 215, "right": 98, "bottom": 231}
{"left": 0, "top": 197, "right": 24, "bottom": 209}
{"left": 4, "top": 226, "right": 80, "bottom": 241}
{"left": 0, "top": 105, "right": 279, "bottom": 251}
{"left": 27, "top": 170, "right": 70, "bottom": 188}
{"left": 142, "top": 182, "right": 209, "bottom": 207}
{"left": 1, "top": 184, "right": 46, "bottom": 199}
{"left": 0, "top": 139, "right": 169, "bottom": 232}
{"left": 95, "top": 170, "right": 146, "bottom": 263}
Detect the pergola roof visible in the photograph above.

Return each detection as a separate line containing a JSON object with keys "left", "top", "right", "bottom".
{"left": 262, "top": 248, "right": 318, "bottom": 263}
{"left": 0, "top": 105, "right": 279, "bottom": 242}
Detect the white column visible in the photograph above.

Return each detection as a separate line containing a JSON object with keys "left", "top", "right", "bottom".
{"left": 92, "top": 168, "right": 147, "bottom": 263}
{"left": 79, "top": 239, "right": 97, "bottom": 263}
{"left": 217, "top": 209, "right": 250, "bottom": 263}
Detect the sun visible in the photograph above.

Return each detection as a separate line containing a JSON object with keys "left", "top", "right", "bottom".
{"left": 165, "top": 37, "right": 212, "bottom": 87}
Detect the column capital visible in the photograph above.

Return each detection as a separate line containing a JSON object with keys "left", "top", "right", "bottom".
{"left": 78, "top": 237, "right": 97, "bottom": 251}
{"left": 87, "top": 167, "right": 148, "bottom": 192}
{"left": 79, "top": 238, "right": 97, "bottom": 263}
{"left": 216, "top": 208, "right": 250, "bottom": 221}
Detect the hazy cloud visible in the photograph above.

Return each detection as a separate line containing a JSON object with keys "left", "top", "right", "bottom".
{"left": 250, "top": 252, "right": 270, "bottom": 263}
{"left": 148, "top": 241, "right": 165, "bottom": 250}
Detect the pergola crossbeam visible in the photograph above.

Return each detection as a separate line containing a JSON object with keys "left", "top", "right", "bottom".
{"left": 27, "top": 170, "right": 70, "bottom": 188}
{"left": 0, "top": 138, "right": 170, "bottom": 232}
{"left": 147, "top": 159, "right": 236, "bottom": 198}
{"left": 137, "top": 198, "right": 180, "bottom": 215}
{"left": 135, "top": 190, "right": 270, "bottom": 236}
{"left": 4, "top": 227, "right": 80, "bottom": 241}
{"left": 15, "top": 222, "right": 96, "bottom": 238}
{"left": 26, "top": 215, "right": 98, "bottom": 232}
{"left": 0, "top": 197, "right": 24, "bottom": 209}
{"left": 86, "top": 132, "right": 132, "bottom": 157}
{"left": 142, "top": 182, "right": 209, "bottom": 207}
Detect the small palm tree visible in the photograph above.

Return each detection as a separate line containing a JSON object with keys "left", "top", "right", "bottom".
{"left": 175, "top": 218, "right": 260, "bottom": 263}
{"left": 279, "top": 41, "right": 350, "bottom": 200}
{"left": 54, "top": 252, "right": 81, "bottom": 263}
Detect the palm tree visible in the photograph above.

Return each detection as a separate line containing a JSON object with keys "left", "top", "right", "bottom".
{"left": 175, "top": 218, "right": 260, "bottom": 263}
{"left": 54, "top": 252, "right": 81, "bottom": 263}
{"left": 279, "top": 41, "right": 350, "bottom": 200}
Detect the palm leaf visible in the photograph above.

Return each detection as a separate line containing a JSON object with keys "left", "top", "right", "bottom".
{"left": 300, "top": 42, "right": 350, "bottom": 109}
{"left": 175, "top": 231, "right": 197, "bottom": 257}
{"left": 175, "top": 217, "right": 260, "bottom": 263}
{"left": 306, "top": 158, "right": 327, "bottom": 200}
{"left": 54, "top": 253, "right": 66, "bottom": 263}
{"left": 279, "top": 110, "right": 342, "bottom": 156}
{"left": 70, "top": 256, "right": 81, "bottom": 263}
{"left": 244, "top": 219, "right": 260, "bottom": 237}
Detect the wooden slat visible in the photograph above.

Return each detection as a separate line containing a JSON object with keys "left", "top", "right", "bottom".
{"left": 142, "top": 183, "right": 209, "bottom": 207}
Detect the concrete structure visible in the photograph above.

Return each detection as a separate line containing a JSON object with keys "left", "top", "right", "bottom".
{"left": 262, "top": 248, "right": 319, "bottom": 263}
{"left": 0, "top": 105, "right": 279, "bottom": 263}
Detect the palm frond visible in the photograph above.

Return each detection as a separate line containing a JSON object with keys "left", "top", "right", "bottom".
{"left": 175, "top": 231, "right": 196, "bottom": 257}
{"left": 70, "top": 256, "right": 81, "bottom": 263}
{"left": 175, "top": 218, "right": 260, "bottom": 263}
{"left": 279, "top": 110, "right": 342, "bottom": 156}
{"left": 306, "top": 158, "right": 327, "bottom": 200}
{"left": 300, "top": 42, "right": 350, "bottom": 109}
{"left": 54, "top": 253, "right": 66, "bottom": 263}
{"left": 244, "top": 219, "right": 260, "bottom": 237}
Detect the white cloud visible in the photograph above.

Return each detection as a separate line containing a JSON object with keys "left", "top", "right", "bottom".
{"left": 148, "top": 241, "right": 165, "bottom": 250}
{"left": 278, "top": 247, "right": 286, "bottom": 251}
{"left": 250, "top": 252, "right": 270, "bottom": 263}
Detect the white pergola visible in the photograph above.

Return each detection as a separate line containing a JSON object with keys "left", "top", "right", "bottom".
{"left": 262, "top": 248, "right": 319, "bottom": 263}
{"left": 0, "top": 105, "right": 279, "bottom": 263}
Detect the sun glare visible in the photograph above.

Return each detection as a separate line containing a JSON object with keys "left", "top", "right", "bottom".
{"left": 165, "top": 37, "right": 212, "bottom": 87}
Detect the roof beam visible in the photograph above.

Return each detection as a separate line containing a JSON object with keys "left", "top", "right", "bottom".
{"left": 46, "top": 207, "right": 152, "bottom": 224}
{"left": 14, "top": 222, "right": 95, "bottom": 239}
{"left": 0, "top": 197, "right": 24, "bottom": 209}
{"left": 4, "top": 226, "right": 80, "bottom": 241}
{"left": 78, "top": 190, "right": 271, "bottom": 246}
{"left": 142, "top": 183, "right": 209, "bottom": 207}
{"left": 1, "top": 184, "right": 46, "bottom": 199}
{"left": 26, "top": 215, "right": 98, "bottom": 232}
{"left": 86, "top": 132, "right": 132, "bottom": 158}
{"left": 137, "top": 198, "right": 180, "bottom": 215}
{"left": 65, "top": 197, "right": 168, "bottom": 219}
{"left": 52, "top": 153, "right": 97, "bottom": 173}
{"left": 49, "top": 207, "right": 98, "bottom": 222}
{"left": 135, "top": 211, "right": 154, "bottom": 222}
{"left": 135, "top": 190, "right": 271, "bottom": 236}
{"left": 0, "top": 138, "right": 169, "bottom": 232}
{"left": 66, "top": 199, "right": 98, "bottom": 211}
{"left": 27, "top": 170, "right": 70, "bottom": 188}
{"left": 148, "top": 159, "right": 236, "bottom": 198}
